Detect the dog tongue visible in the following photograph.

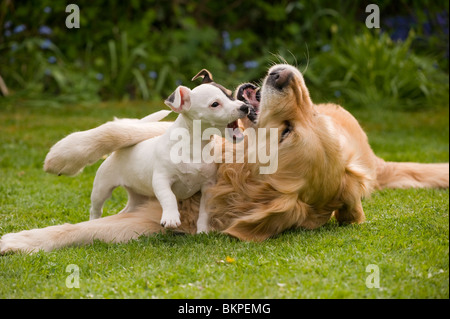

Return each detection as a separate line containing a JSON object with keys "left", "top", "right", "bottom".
{"left": 227, "top": 120, "right": 244, "bottom": 141}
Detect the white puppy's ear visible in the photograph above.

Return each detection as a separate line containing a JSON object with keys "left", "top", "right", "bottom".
{"left": 164, "top": 86, "right": 191, "bottom": 113}
{"left": 192, "top": 69, "right": 213, "bottom": 84}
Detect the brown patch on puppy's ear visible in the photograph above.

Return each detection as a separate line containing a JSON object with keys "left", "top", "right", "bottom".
{"left": 164, "top": 86, "right": 191, "bottom": 113}
{"left": 192, "top": 69, "right": 214, "bottom": 84}
{"left": 191, "top": 69, "right": 234, "bottom": 98}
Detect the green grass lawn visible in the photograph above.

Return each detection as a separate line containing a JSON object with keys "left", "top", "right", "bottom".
{"left": 0, "top": 101, "right": 448, "bottom": 299}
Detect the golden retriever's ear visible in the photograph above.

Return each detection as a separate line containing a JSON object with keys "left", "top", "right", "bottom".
{"left": 224, "top": 197, "right": 307, "bottom": 242}
{"left": 224, "top": 214, "right": 281, "bottom": 242}
{"left": 295, "top": 75, "right": 314, "bottom": 114}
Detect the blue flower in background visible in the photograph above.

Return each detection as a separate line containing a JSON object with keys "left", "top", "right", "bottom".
{"left": 38, "top": 25, "right": 52, "bottom": 35}
{"left": 4, "top": 21, "right": 12, "bottom": 29}
{"left": 44, "top": 69, "right": 51, "bottom": 76}
{"left": 384, "top": 12, "right": 449, "bottom": 43}
{"left": 233, "top": 38, "right": 243, "bottom": 46}
{"left": 175, "top": 79, "right": 182, "bottom": 86}
{"left": 436, "top": 12, "right": 448, "bottom": 34}
{"left": 13, "top": 24, "right": 26, "bottom": 34}
{"left": 228, "top": 63, "right": 236, "bottom": 72}
{"left": 139, "top": 63, "right": 146, "bottom": 71}
{"left": 334, "top": 90, "right": 342, "bottom": 98}
{"left": 4, "top": 30, "right": 11, "bottom": 37}
{"left": 47, "top": 56, "right": 57, "bottom": 64}
{"left": 44, "top": 6, "right": 52, "bottom": 13}
{"left": 384, "top": 15, "right": 415, "bottom": 41}
{"left": 223, "top": 40, "right": 232, "bottom": 51}
{"left": 321, "top": 44, "right": 331, "bottom": 52}
{"left": 222, "top": 31, "right": 232, "bottom": 51}
{"left": 148, "top": 71, "right": 158, "bottom": 79}
{"left": 423, "top": 21, "right": 432, "bottom": 36}
{"left": 11, "top": 43, "right": 18, "bottom": 52}
{"left": 243, "top": 60, "right": 259, "bottom": 69}
{"left": 96, "top": 73, "right": 104, "bottom": 81}
{"left": 40, "top": 39, "right": 53, "bottom": 49}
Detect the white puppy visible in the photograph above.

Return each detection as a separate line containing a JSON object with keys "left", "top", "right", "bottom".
{"left": 90, "top": 70, "right": 252, "bottom": 233}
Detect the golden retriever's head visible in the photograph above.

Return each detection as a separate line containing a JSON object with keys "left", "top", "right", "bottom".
{"left": 209, "top": 64, "right": 346, "bottom": 241}
{"left": 259, "top": 65, "right": 315, "bottom": 126}
{"left": 236, "top": 65, "right": 343, "bottom": 196}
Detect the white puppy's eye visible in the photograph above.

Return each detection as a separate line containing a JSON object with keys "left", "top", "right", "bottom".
{"left": 211, "top": 102, "right": 220, "bottom": 108}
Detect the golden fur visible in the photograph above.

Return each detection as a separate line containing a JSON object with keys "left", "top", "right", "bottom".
{"left": 0, "top": 64, "right": 448, "bottom": 253}
{"left": 207, "top": 65, "right": 448, "bottom": 241}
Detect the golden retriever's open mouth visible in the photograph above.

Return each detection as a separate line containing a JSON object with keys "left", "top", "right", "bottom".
{"left": 236, "top": 83, "right": 261, "bottom": 115}
{"left": 226, "top": 84, "right": 260, "bottom": 142}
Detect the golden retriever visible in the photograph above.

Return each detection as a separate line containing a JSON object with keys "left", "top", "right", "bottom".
{"left": 0, "top": 64, "right": 448, "bottom": 253}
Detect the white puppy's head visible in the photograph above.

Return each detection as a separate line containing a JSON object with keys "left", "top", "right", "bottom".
{"left": 164, "top": 69, "right": 257, "bottom": 140}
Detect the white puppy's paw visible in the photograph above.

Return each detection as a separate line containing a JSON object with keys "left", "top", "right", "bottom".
{"left": 196, "top": 223, "right": 209, "bottom": 234}
{"left": 160, "top": 212, "right": 181, "bottom": 229}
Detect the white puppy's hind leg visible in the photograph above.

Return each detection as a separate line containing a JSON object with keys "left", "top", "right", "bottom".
{"left": 89, "top": 160, "right": 118, "bottom": 220}
{"left": 196, "top": 183, "right": 214, "bottom": 233}
{"left": 196, "top": 203, "right": 209, "bottom": 233}
{"left": 119, "top": 188, "right": 150, "bottom": 214}
{"left": 90, "top": 185, "right": 115, "bottom": 220}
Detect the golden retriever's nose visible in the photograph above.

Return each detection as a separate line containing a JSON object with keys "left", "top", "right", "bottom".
{"left": 268, "top": 67, "right": 292, "bottom": 90}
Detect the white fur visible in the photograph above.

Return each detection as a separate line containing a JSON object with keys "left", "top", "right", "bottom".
{"left": 44, "top": 110, "right": 172, "bottom": 176}
{"left": 90, "top": 84, "right": 248, "bottom": 232}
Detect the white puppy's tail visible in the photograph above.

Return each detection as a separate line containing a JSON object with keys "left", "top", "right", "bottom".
{"left": 139, "top": 110, "right": 171, "bottom": 122}
{"left": 44, "top": 110, "right": 172, "bottom": 176}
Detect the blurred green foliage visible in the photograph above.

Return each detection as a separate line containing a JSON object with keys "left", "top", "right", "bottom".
{"left": 0, "top": 0, "right": 448, "bottom": 110}
{"left": 307, "top": 31, "right": 449, "bottom": 110}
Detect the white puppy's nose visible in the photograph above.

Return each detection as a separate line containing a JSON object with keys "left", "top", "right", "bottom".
{"left": 239, "top": 104, "right": 249, "bottom": 114}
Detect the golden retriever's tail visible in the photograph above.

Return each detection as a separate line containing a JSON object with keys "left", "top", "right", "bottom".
{"left": 376, "top": 159, "right": 449, "bottom": 189}
{"left": 44, "top": 110, "right": 172, "bottom": 176}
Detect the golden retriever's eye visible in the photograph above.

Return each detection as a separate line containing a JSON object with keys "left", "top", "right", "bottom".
{"left": 211, "top": 102, "right": 220, "bottom": 108}
{"left": 280, "top": 121, "right": 293, "bottom": 143}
